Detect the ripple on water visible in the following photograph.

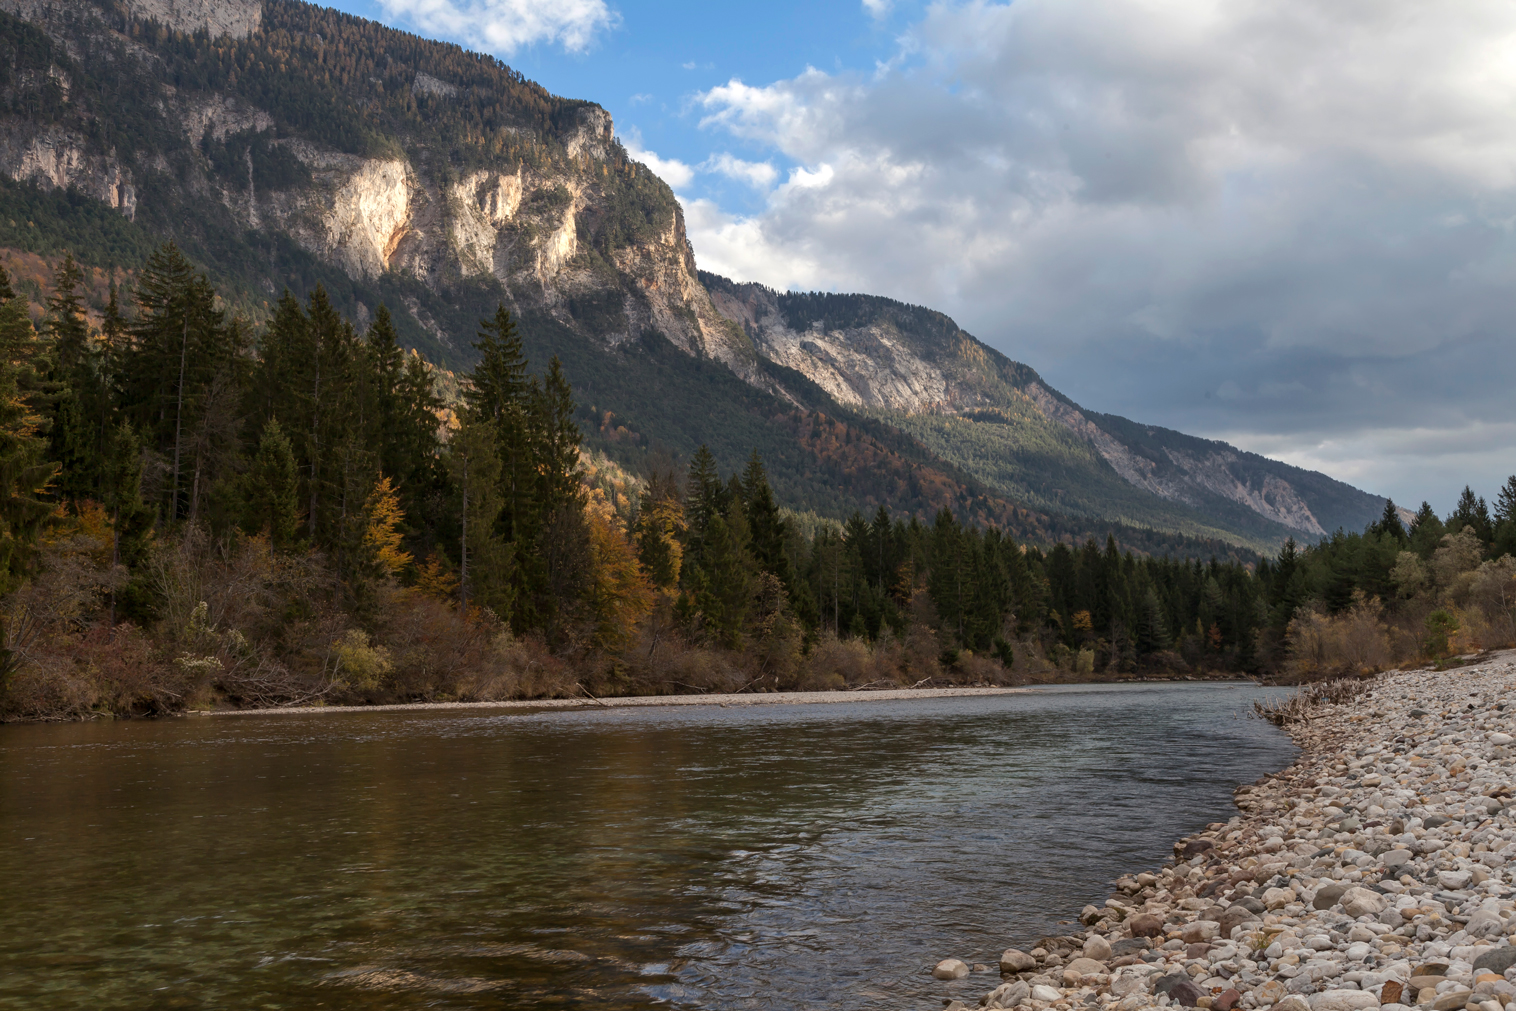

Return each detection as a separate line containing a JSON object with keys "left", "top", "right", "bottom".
{"left": 0, "top": 681, "right": 1295, "bottom": 1010}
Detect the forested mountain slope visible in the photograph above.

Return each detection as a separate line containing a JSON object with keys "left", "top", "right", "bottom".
{"left": 703, "top": 276, "right": 1386, "bottom": 546}
{"left": 0, "top": 0, "right": 1383, "bottom": 553}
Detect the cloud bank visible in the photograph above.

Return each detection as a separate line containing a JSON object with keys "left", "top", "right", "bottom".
{"left": 676, "top": 0, "right": 1516, "bottom": 508}
{"left": 377, "top": 0, "right": 615, "bottom": 54}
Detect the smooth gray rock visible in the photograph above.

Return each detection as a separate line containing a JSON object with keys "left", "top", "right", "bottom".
{"left": 1473, "top": 947, "right": 1516, "bottom": 975}
{"left": 1314, "top": 884, "right": 1348, "bottom": 910}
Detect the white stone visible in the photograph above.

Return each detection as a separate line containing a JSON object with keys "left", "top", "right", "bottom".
{"left": 1084, "top": 935, "right": 1113, "bottom": 960}
{"left": 934, "top": 958, "right": 970, "bottom": 980}
{"left": 1439, "top": 870, "right": 1474, "bottom": 890}
{"left": 1031, "top": 984, "right": 1064, "bottom": 1001}
{"left": 1308, "top": 989, "right": 1379, "bottom": 1011}
{"left": 1342, "top": 888, "right": 1387, "bottom": 917}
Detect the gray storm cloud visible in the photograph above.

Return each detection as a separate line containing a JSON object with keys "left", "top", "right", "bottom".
{"left": 678, "top": 0, "right": 1516, "bottom": 510}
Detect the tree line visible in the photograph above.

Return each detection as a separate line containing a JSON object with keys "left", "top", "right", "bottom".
{"left": 1, "top": 243, "right": 1512, "bottom": 720}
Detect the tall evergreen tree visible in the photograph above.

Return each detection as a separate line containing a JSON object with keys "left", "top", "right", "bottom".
{"left": 465, "top": 305, "right": 533, "bottom": 544}
{"left": 741, "top": 450, "right": 791, "bottom": 590}
{"left": 1448, "top": 486, "right": 1493, "bottom": 544}
{"left": 1374, "top": 499, "right": 1408, "bottom": 544}
{"left": 245, "top": 419, "right": 301, "bottom": 549}
{"left": 121, "top": 244, "right": 226, "bottom": 522}
{"left": 0, "top": 293, "right": 59, "bottom": 602}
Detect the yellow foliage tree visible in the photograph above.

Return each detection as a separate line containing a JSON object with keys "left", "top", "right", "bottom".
{"left": 363, "top": 476, "right": 412, "bottom": 577}
{"left": 414, "top": 553, "right": 459, "bottom": 600}
{"left": 587, "top": 510, "right": 653, "bottom": 651}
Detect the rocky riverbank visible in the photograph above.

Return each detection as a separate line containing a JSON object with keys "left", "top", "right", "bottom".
{"left": 929, "top": 651, "right": 1516, "bottom": 1011}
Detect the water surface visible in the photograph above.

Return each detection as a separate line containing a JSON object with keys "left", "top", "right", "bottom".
{"left": 0, "top": 682, "right": 1294, "bottom": 1010}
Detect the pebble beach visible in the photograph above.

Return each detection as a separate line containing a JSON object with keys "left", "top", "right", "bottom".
{"left": 930, "top": 653, "right": 1516, "bottom": 1011}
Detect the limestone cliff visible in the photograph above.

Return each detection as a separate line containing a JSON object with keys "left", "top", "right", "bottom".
{"left": 702, "top": 276, "right": 1379, "bottom": 542}
{"left": 0, "top": 0, "right": 752, "bottom": 370}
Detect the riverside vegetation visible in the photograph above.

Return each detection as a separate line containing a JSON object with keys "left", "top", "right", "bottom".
{"left": 922, "top": 657, "right": 1516, "bottom": 1011}
{"left": 2, "top": 248, "right": 1516, "bottom": 720}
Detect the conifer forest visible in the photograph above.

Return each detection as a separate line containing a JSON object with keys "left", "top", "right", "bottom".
{"left": 1, "top": 245, "right": 1514, "bottom": 720}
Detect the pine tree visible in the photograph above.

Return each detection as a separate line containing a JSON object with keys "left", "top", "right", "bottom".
{"left": 447, "top": 411, "right": 511, "bottom": 618}
{"left": 120, "top": 244, "right": 226, "bottom": 522}
{"left": 0, "top": 294, "right": 59, "bottom": 601}
{"left": 1374, "top": 499, "right": 1408, "bottom": 545}
{"left": 465, "top": 304, "right": 533, "bottom": 543}
{"left": 741, "top": 450, "right": 791, "bottom": 590}
{"left": 246, "top": 420, "right": 301, "bottom": 549}
{"left": 682, "top": 444, "right": 724, "bottom": 575}
{"left": 1136, "top": 585, "right": 1171, "bottom": 653}
{"left": 1448, "top": 486, "right": 1493, "bottom": 544}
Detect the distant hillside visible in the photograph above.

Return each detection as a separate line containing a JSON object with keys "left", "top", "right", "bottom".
{"left": 702, "top": 275, "right": 1385, "bottom": 550}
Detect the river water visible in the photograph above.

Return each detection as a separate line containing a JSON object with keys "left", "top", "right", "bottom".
{"left": 0, "top": 682, "right": 1294, "bottom": 1010}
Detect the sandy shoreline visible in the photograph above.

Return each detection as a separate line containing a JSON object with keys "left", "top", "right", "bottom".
{"left": 929, "top": 649, "right": 1516, "bottom": 1011}
{"left": 191, "top": 684, "right": 1041, "bottom": 717}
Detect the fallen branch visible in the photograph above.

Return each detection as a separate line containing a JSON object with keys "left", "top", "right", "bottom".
{"left": 574, "top": 682, "right": 611, "bottom": 707}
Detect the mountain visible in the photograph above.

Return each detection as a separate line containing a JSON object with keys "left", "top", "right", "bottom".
{"left": 0, "top": 0, "right": 1384, "bottom": 554}
{"left": 702, "top": 278, "right": 1386, "bottom": 548}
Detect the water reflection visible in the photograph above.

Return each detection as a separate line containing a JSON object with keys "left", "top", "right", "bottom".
{"left": 0, "top": 682, "right": 1294, "bottom": 1009}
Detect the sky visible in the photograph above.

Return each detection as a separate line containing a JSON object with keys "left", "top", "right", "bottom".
{"left": 321, "top": 0, "right": 1516, "bottom": 515}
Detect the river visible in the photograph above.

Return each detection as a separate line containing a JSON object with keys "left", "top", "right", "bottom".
{"left": 0, "top": 682, "right": 1295, "bottom": 1010}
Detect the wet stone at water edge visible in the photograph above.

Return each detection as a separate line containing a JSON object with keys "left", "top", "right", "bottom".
{"left": 926, "top": 654, "right": 1516, "bottom": 1011}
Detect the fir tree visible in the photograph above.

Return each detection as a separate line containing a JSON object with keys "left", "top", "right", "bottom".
{"left": 740, "top": 450, "right": 790, "bottom": 588}
{"left": 1448, "top": 486, "right": 1493, "bottom": 544}
{"left": 246, "top": 420, "right": 301, "bottom": 549}
{"left": 0, "top": 295, "right": 58, "bottom": 602}
{"left": 1374, "top": 499, "right": 1408, "bottom": 544}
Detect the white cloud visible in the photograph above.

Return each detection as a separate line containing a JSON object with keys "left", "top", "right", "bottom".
{"left": 701, "top": 153, "right": 780, "bottom": 190}
{"left": 862, "top": 0, "right": 892, "bottom": 18}
{"left": 685, "top": 0, "right": 1516, "bottom": 498}
{"left": 621, "top": 133, "right": 695, "bottom": 191}
{"left": 376, "top": 0, "right": 615, "bottom": 54}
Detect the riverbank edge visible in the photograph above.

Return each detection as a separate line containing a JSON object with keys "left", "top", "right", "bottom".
{"left": 193, "top": 684, "right": 1043, "bottom": 717}
{"left": 936, "top": 649, "right": 1516, "bottom": 1011}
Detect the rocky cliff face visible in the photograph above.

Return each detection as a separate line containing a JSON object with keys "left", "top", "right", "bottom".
{"left": 703, "top": 277, "right": 1377, "bottom": 540}
{"left": 0, "top": 0, "right": 752, "bottom": 370}
{"left": 1021, "top": 382, "right": 1328, "bottom": 537}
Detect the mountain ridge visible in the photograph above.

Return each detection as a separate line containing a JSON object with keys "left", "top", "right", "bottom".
{"left": 0, "top": 0, "right": 1385, "bottom": 553}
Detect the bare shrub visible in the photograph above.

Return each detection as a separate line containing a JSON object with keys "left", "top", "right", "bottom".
{"left": 952, "top": 650, "right": 1011, "bottom": 685}
{"left": 1285, "top": 593, "right": 1399, "bottom": 678}
{"left": 795, "top": 634, "right": 873, "bottom": 690}
{"left": 1253, "top": 676, "right": 1374, "bottom": 725}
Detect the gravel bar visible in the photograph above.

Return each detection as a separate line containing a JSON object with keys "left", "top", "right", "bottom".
{"left": 928, "top": 651, "right": 1516, "bottom": 1011}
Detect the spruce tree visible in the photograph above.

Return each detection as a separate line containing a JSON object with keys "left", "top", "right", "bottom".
{"left": 1374, "top": 499, "right": 1408, "bottom": 544}
{"left": 121, "top": 244, "right": 225, "bottom": 522}
{"left": 740, "top": 450, "right": 790, "bottom": 588}
{"left": 0, "top": 295, "right": 59, "bottom": 600}
{"left": 466, "top": 305, "right": 533, "bottom": 543}
{"left": 682, "top": 444, "right": 724, "bottom": 575}
{"left": 447, "top": 412, "right": 511, "bottom": 617}
{"left": 43, "top": 255, "right": 117, "bottom": 504}
{"left": 1448, "top": 486, "right": 1493, "bottom": 544}
{"left": 246, "top": 419, "right": 301, "bottom": 549}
